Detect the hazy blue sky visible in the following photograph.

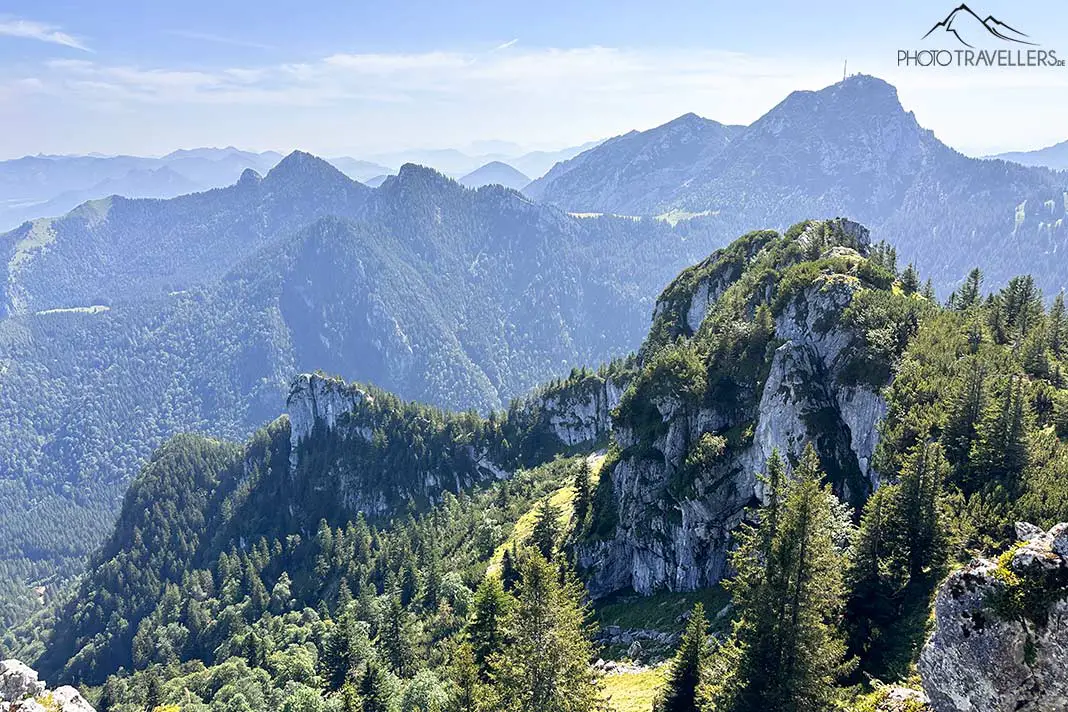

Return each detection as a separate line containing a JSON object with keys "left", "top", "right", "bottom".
{"left": 2, "top": 0, "right": 1067, "bottom": 158}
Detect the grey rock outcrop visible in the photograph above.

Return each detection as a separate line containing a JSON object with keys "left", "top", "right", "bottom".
{"left": 539, "top": 377, "right": 625, "bottom": 446}
{"left": 0, "top": 660, "right": 94, "bottom": 712}
{"left": 1, "top": 660, "right": 44, "bottom": 708}
{"left": 579, "top": 220, "right": 887, "bottom": 596}
{"left": 919, "top": 523, "right": 1068, "bottom": 712}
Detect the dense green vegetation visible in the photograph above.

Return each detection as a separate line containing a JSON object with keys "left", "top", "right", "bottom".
{"left": 7, "top": 220, "right": 1068, "bottom": 712}
{"left": 0, "top": 157, "right": 704, "bottom": 634}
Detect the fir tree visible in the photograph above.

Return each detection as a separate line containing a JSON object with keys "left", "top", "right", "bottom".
{"left": 383, "top": 595, "right": 418, "bottom": 678}
{"left": 530, "top": 499, "right": 563, "bottom": 561}
{"left": 1049, "top": 291, "right": 1067, "bottom": 358}
{"left": 573, "top": 460, "right": 592, "bottom": 530}
{"left": 653, "top": 603, "right": 709, "bottom": 712}
{"left": 491, "top": 554, "right": 602, "bottom": 712}
{"left": 899, "top": 264, "right": 921, "bottom": 295}
{"left": 702, "top": 445, "right": 852, "bottom": 712}
{"left": 970, "top": 375, "right": 1030, "bottom": 487}
{"left": 953, "top": 268, "right": 983, "bottom": 311}
{"left": 359, "top": 660, "right": 396, "bottom": 712}
{"left": 467, "top": 575, "right": 511, "bottom": 679}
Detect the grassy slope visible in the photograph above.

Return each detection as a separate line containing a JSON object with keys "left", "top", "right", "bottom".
{"left": 603, "top": 666, "right": 667, "bottom": 712}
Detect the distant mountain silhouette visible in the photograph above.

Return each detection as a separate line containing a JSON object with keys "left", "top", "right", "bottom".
{"left": 458, "top": 161, "right": 530, "bottom": 190}
{"left": 923, "top": 4, "right": 1036, "bottom": 48}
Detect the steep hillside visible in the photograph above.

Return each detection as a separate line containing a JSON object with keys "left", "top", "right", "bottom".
{"left": 526, "top": 113, "right": 743, "bottom": 214}
{"left": 530, "top": 75, "right": 1068, "bottom": 297}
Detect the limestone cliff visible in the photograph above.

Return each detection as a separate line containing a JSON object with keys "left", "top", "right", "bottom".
{"left": 579, "top": 219, "right": 892, "bottom": 596}
{"left": 283, "top": 370, "right": 623, "bottom": 520}
{"left": 919, "top": 522, "right": 1068, "bottom": 712}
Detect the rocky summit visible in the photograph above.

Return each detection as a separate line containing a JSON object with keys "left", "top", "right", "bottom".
{"left": 0, "top": 660, "right": 94, "bottom": 712}
{"left": 920, "top": 523, "right": 1068, "bottom": 712}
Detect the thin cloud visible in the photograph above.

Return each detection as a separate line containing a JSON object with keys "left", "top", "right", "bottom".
{"left": 0, "top": 17, "right": 90, "bottom": 51}
{"left": 494, "top": 38, "right": 519, "bottom": 51}
{"left": 167, "top": 30, "right": 274, "bottom": 51}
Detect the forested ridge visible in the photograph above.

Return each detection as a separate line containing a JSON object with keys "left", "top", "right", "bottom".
{"left": 0, "top": 157, "right": 717, "bottom": 631}
{"left": 4, "top": 221, "right": 1067, "bottom": 712}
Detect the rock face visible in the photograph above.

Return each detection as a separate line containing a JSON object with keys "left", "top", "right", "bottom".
{"left": 538, "top": 376, "right": 625, "bottom": 446}
{"left": 287, "top": 372, "right": 374, "bottom": 469}
{"left": 919, "top": 523, "right": 1068, "bottom": 712}
{"left": 579, "top": 220, "right": 888, "bottom": 596}
{"left": 284, "top": 371, "right": 621, "bottom": 520}
{"left": 0, "top": 660, "right": 95, "bottom": 712}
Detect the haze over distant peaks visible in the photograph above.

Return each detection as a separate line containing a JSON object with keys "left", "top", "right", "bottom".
{"left": 992, "top": 139, "right": 1068, "bottom": 171}
{"left": 458, "top": 161, "right": 531, "bottom": 190}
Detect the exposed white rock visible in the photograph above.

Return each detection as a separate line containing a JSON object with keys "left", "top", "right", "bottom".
{"left": 542, "top": 377, "right": 624, "bottom": 446}
{"left": 0, "top": 661, "right": 44, "bottom": 705}
{"left": 286, "top": 373, "right": 372, "bottom": 471}
{"left": 919, "top": 523, "right": 1068, "bottom": 712}
{"left": 0, "top": 661, "right": 95, "bottom": 712}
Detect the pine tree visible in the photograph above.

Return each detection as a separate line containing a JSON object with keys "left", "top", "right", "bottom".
{"left": 653, "top": 603, "right": 709, "bottom": 712}
{"left": 500, "top": 545, "right": 520, "bottom": 593}
{"left": 491, "top": 554, "right": 602, "bottom": 712}
{"left": 530, "top": 499, "right": 562, "bottom": 561}
{"left": 970, "top": 375, "right": 1030, "bottom": 487}
{"left": 896, "top": 443, "right": 948, "bottom": 582}
{"left": 382, "top": 594, "right": 418, "bottom": 678}
{"left": 573, "top": 460, "right": 592, "bottom": 530}
{"left": 1050, "top": 291, "right": 1067, "bottom": 358}
{"left": 943, "top": 362, "right": 986, "bottom": 475}
{"left": 359, "top": 660, "right": 396, "bottom": 712}
{"left": 953, "top": 268, "right": 983, "bottom": 311}
{"left": 467, "top": 575, "right": 511, "bottom": 679}
{"left": 899, "top": 264, "right": 920, "bottom": 295}
{"left": 702, "top": 445, "right": 852, "bottom": 712}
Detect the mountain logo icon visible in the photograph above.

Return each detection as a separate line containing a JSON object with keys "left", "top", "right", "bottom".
{"left": 923, "top": 4, "right": 1037, "bottom": 48}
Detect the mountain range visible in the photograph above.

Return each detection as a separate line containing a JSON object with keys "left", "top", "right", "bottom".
{"left": 3, "top": 71, "right": 1068, "bottom": 641}
{"left": 0, "top": 143, "right": 596, "bottom": 233}
{"left": 15, "top": 216, "right": 1068, "bottom": 712}
{"left": 528, "top": 74, "right": 1068, "bottom": 297}
{"left": 0, "top": 153, "right": 722, "bottom": 628}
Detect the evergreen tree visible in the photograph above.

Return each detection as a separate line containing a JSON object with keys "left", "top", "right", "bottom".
{"left": 467, "top": 576, "right": 511, "bottom": 679}
{"left": 953, "top": 268, "right": 983, "bottom": 311}
{"left": 491, "top": 554, "right": 602, "bottom": 712}
{"left": 702, "top": 445, "right": 852, "bottom": 712}
{"left": 360, "top": 660, "right": 396, "bottom": 712}
{"left": 530, "top": 499, "right": 563, "bottom": 561}
{"left": 896, "top": 443, "right": 948, "bottom": 582}
{"left": 382, "top": 595, "right": 418, "bottom": 678}
{"left": 943, "top": 361, "right": 986, "bottom": 474}
{"left": 573, "top": 460, "right": 592, "bottom": 530}
{"left": 1049, "top": 291, "right": 1067, "bottom": 358}
{"left": 899, "top": 264, "right": 920, "bottom": 295}
{"left": 447, "top": 642, "right": 484, "bottom": 712}
{"left": 970, "top": 375, "right": 1030, "bottom": 487}
{"left": 499, "top": 546, "right": 520, "bottom": 593}
{"left": 653, "top": 603, "right": 709, "bottom": 712}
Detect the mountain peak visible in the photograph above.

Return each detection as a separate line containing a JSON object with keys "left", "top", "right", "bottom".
{"left": 263, "top": 150, "right": 351, "bottom": 186}
{"left": 381, "top": 163, "right": 457, "bottom": 193}
{"left": 458, "top": 161, "right": 530, "bottom": 190}
{"left": 237, "top": 167, "right": 262, "bottom": 186}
